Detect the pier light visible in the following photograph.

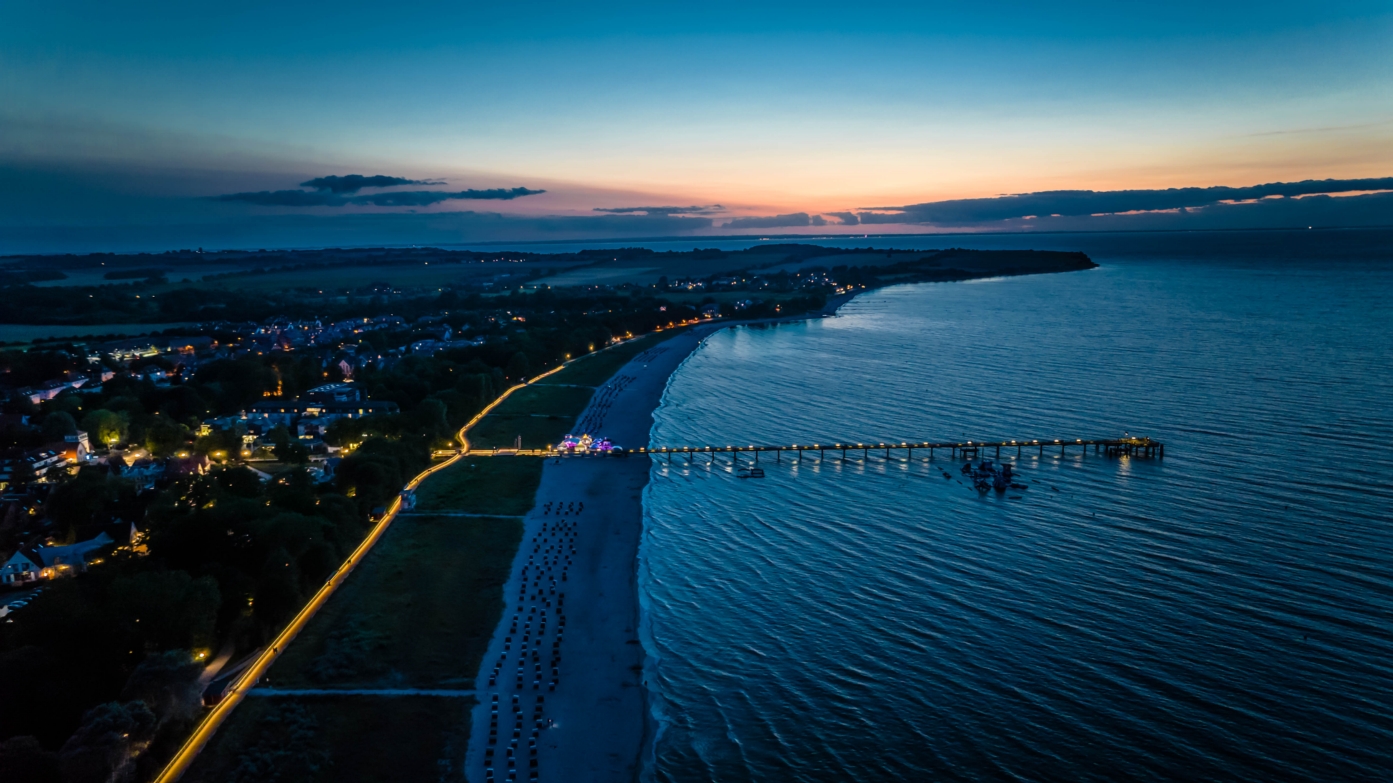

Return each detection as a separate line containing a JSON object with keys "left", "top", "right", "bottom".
{"left": 1055, "top": 439, "right": 1060, "bottom": 443}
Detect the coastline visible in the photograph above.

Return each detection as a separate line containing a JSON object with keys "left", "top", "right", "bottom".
{"left": 463, "top": 296, "right": 855, "bottom": 783}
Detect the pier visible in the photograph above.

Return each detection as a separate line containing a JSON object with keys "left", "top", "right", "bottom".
{"left": 474, "top": 437, "right": 1164, "bottom": 460}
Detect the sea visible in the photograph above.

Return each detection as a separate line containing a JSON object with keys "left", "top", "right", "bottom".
{"left": 630, "top": 228, "right": 1393, "bottom": 782}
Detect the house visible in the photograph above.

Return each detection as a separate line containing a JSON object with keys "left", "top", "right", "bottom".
{"left": 1, "top": 531, "right": 115, "bottom": 585}
{"left": 247, "top": 398, "right": 399, "bottom": 427}
{"left": 700, "top": 303, "right": 720, "bottom": 319}
{"left": 0, "top": 449, "right": 71, "bottom": 489}
{"left": 307, "top": 383, "right": 360, "bottom": 403}
{"left": 167, "top": 455, "right": 211, "bottom": 478}
{"left": 61, "top": 431, "right": 92, "bottom": 463}
{"left": 20, "top": 379, "right": 79, "bottom": 405}
{"left": 121, "top": 459, "right": 164, "bottom": 489}
{"left": 1, "top": 549, "right": 40, "bottom": 585}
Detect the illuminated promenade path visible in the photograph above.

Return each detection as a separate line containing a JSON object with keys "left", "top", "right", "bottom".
{"left": 471, "top": 436, "right": 1165, "bottom": 461}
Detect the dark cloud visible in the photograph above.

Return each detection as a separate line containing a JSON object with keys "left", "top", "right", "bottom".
{"left": 350, "top": 187, "right": 545, "bottom": 206}
{"left": 593, "top": 205, "right": 724, "bottom": 215}
{"left": 214, "top": 187, "right": 545, "bottom": 207}
{"left": 827, "top": 211, "right": 860, "bottom": 225}
{"left": 865, "top": 177, "right": 1393, "bottom": 224}
{"left": 300, "top": 174, "right": 443, "bottom": 193}
{"left": 214, "top": 189, "right": 346, "bottom": 207}
{"left": 721, "top": 212, "right": 818, "bottom": 229}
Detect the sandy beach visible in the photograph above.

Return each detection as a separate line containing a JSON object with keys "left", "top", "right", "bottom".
{"left": 463, "top": 298, "right": 856, "bottom": 783}
{"left": 463, "top": 324, "right": 724, "bottom": 783}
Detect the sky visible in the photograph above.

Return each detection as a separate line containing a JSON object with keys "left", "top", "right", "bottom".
{"left": 1, "top": 1, "right": 1391, "bottom": 252}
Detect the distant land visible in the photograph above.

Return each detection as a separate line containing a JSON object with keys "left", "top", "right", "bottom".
{"left": 0, "top": 245, "right": 1095, "bottom": 333}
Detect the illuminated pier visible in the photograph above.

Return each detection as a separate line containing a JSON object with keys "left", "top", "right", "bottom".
{"left": 477, "top": 437, "right": 1164, "bottom": 460}
{"left": 632, "top": 437, "right": 1163, "bottom": 463}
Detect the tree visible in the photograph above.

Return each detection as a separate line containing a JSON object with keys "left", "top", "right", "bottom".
{"left": 505, "top": 351, "right": 530, "bottom": 382}
{"left": 81, "top": 409, "right": 129, "bottom": 448}
{"left": 45, "top": 467, "right": 128, "bottom": 539}
{"left": 0, "top": 736, "right": 62, "bottom": 783}
{"left": 109, "top": 571, "right": 221, "bottom": 653}
{"left": 121, "top": 650, "right": 204, "bottom": 726}
{"left": 58, "top": 701, "right": 156, "bottom": 783}
{"left": 39, "top": 411, "right": 77, "bottom": 441}
{"left": 144, "top": 415, "right": 186, "bottom": 457}
{"left": 254, "top": 546, "right": 303, "bottom": 633}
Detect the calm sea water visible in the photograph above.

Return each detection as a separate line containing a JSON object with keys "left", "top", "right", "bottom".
{"left": 639, "top": 229, "right": 1393, "bottom": 782}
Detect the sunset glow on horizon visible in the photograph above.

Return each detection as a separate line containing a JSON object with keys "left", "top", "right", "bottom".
{"left": 2, "top": 1, "right": 1390, "bottom": 250}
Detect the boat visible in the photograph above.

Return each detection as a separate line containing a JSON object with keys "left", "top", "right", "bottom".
{"left": 964, "top": 460, "right": 1015, "bottom": 492}
{"left": 737, "top": 467, "right": 765, "bottom": 479}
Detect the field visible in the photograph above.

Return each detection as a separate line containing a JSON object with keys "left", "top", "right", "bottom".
{"left": 530, "top": 246, "right": 944, "bottom": 287}
{"left": 412, "top": 457, "right": 544, "bottom": 516}
{"left": 463, "top": 330, "right": 680, "bottom": 450}
{"left": 156, "top": 259, "right": 583, "bottom": 293}
{"left": 464, "top": 385, "right": 595, "bottom": 451}
{"left": 189, "top": 509, "right": 519, "bottom": 781}
{"left": 543, "top": 330, "right": 676, "bottom": 387}
{"left": 184, "top": 695, "right": 472, "bottom": 783}
{"left": 266, "top": 512, "right": 521, "bottom": 689}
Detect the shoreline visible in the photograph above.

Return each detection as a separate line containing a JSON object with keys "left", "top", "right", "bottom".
{"left": 463, "top": 298, "right": 855, "bottom": 783}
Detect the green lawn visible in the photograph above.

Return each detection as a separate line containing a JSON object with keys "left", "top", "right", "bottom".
{"left": 543, "top": 330, "right": 678, "bottom": 387}
{"left": 267, "top": 512, "right": 522, "bottom": 689}
{"left": 466, "top": 414, "right": 576, "bottom": 451}
{"left": 184, "top": 695, "right": 473, "bottom": 783}
{"left": 463, "top": 332, "right": 683, "bottom": 449}
{"left": 464, "top": 384, "right": 597, "bottom": 450}
{"left": 492, "top": 383, "right": 596, "bottom": 416}
{"left": 413, "top": 457, "right": 543, "bottom": 515}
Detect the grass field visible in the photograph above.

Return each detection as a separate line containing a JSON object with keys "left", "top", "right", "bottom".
{"left": 465, "top": 384, "right": 595, "bottom": 450}
{"left": 464, "top": 330, "right": 682, "bottom": 449}
{"left": 413, "top": 457, "right": 543, "bottom": 515}
{"left": 184, "top": 695, "right": 472, "bottom": 783}
{"left": 162, "top": 260, "right": 581, "bottom": 293}
{"left": 546, "top": 330, "right": 677, "bottom": 387}
{"left": 267, "top": 512, "right": 521, "bottom": 688}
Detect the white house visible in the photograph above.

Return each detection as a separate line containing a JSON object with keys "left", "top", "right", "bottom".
{"left": 0, "top": 531, "right": 114, "bottom": 585}
{"left": 1, "top": 549, "right": 41, "bottom": 585}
